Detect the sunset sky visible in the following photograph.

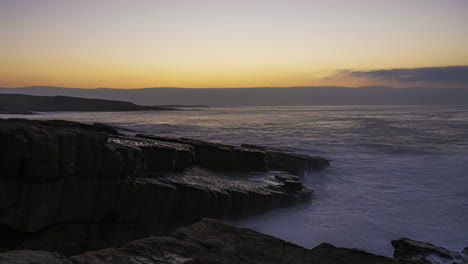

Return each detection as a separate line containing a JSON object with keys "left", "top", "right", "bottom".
{"left": 1, "top": 0, "right": 467, "bottom": 88}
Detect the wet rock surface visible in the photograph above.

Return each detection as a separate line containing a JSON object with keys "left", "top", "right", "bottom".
{"left": 0, "top": 118, "right": 326, "bottom": 255}
{"left": 0, "top": 118, "right": 461, "bottom": 264}
{"left": 392, "top": 238, "right": 468, "bottom": 264}
{"left": 0, "top": 219, "right": 430, "bottom": 264}
{"left": 135, "top": 134, "right": 330, "bottom": 174}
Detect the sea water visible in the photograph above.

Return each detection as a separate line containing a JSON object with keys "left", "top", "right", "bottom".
{"left": 3, "top": 105, "right": 468, "bottom": 256}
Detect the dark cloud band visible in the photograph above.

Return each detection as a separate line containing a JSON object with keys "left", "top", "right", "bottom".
{"left": 339, "top": 66, "right": 468, "bottom": 83}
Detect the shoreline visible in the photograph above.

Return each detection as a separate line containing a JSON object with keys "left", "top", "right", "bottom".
{"left": 0, "top": 117, "right": 465, "bottom": 264}
{"left": 0, "top": 118, "right": 326, "bottom": 254}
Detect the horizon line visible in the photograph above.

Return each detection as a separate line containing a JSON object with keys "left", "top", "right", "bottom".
{"left": 3, "top": 85, "right": 468, "bottom": 90}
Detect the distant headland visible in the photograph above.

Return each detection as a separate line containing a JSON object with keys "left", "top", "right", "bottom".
{"left": 1, "top": 86, "right": 468, "bottom": 106}
{"left": 0, "top": 94, "right": 180, "bottom": 114}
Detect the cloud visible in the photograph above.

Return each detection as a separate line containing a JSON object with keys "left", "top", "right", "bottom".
{"left": 337, "top": 66, "right": 468, "bottom": 83}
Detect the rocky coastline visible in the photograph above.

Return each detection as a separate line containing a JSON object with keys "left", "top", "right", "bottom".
{"left": 0, "top": 118, "right": 465, "bottom": 264}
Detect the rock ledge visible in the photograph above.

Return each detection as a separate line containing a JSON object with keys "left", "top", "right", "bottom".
{"left": 0, "top": 118, "right": 328, "bottom": 255}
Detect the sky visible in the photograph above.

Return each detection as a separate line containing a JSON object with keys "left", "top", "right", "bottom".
{"left": 1, "top": 0, "right": 467, "bottom": 88}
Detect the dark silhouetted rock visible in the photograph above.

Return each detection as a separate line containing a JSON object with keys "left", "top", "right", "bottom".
{"left": 241, "top": 143, "right": 330, "bottom": 175}
{"left": 136, "top": 134, "right": 270, "bottom": 172}
{"left": 0, "top": 219, "right": 436, "bottom": 264}
{"left": 0, "top": 250, "right": 71, "bottom": 264}
{"left": 392, "top": 237, "right": 468, "bottom": 264}
{"left": 136, "top": 135, "right": 330, "bottom": 175}
{"left": 69, "top": 219, "right": 424, "bottom": 264}
{"left": 311, "top": 243, "right": 425, "bottom": 264}
{"left": 0, "top": 118, "right": 325, "bottom": 255}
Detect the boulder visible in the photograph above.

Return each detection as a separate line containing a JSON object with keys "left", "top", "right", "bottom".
{"left": 392, "top": 237, "right": 468, "bottom": 264}
{"left": 311, "top": 243, "right": 424, "bottom": 264}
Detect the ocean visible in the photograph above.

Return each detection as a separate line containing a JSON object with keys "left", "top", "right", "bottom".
{"left": 3, "top": 105, "right": 468, "bottom": 256}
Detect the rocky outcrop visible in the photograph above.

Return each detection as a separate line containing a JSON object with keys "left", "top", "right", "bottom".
{"left": 310, "top": 243, "right": 424, "bottom": 264}
{"left": 72, "top": 218, "right": 410, "bottom": 264}
{"left": 0, "top": 219, "right": 428, "bottom": 264}
{"left": 241, "top": 143, "right": 330, "bottom": 174}
{"left": 392, "top": 238, "right": 468, "bottom": 264}
{"left": 0, "top": 118, "right": 328, "bottom": 255}
{"left": 136, "top": 135, "right": 330, "bottom": 174}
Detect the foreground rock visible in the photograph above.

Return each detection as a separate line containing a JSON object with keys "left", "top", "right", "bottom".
{"left": 0, "top": 118, "right": 329, "bottom": 255}
{"left": 0, "top": 250, "right": 72, "bottom": 264}
{"left": 70, "top": 219, "right": 425, "bottom": 264}
{"left": 0, "top": 219, "right": 429, "bottom": 264}
{"left": 392, "top": 238, "right": 468, "bottom": 264}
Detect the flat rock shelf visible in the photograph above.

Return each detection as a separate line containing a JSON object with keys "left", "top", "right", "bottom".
{"left": 1, "top": 118, "right": 465, "bottom": 264}
{"left": 0, "top": 118, "right": 328, "bottom": 255}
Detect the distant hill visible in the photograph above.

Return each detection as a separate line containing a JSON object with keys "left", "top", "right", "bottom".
{"left": 1, "top": 86, "right": 468, "bottom": 106}
{"left": 0, "top": 94, "right": 174, "bottom": 114}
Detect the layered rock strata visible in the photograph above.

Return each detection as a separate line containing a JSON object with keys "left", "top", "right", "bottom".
{"left": 0, "top": 118, "right": 328, "bottom": 254}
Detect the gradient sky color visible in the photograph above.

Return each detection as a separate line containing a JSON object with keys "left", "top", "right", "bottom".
{"left": 1, "top": 0, "right": 468, "bottom": 88}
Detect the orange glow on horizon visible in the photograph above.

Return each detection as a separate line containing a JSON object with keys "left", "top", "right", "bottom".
{"left": 1, "top": 0, "right": 467, "bottom": 88}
